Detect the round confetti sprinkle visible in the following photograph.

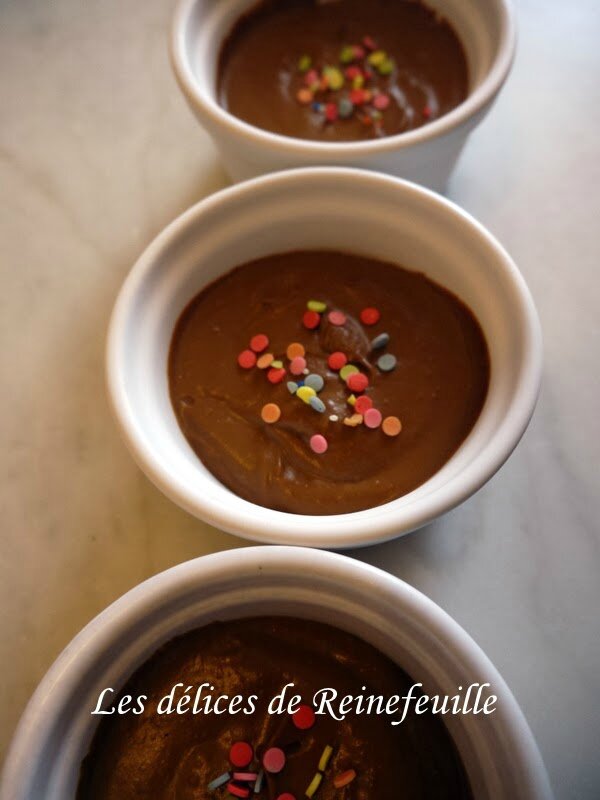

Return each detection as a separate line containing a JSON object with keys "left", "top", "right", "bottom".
{"left": 382, "top": 416, "right": 402, "bottom": 437}
{"left": 310, "top": 396, "right": 326, "bottom": 413}
{"left": 287, "top": 381, "right": 299, "bottom": 394}
{"left": 250, "top": 333, "right": 269, "bottom": 353}
{"left": 339, "top": 364, "right": 359, "bottom": 381}
{"left": 371, "top": 332, "right": 390, "bottom": 350}
{"left": 230, "top": 742, "right": 253, "bottom": 768}
{"left": 364, "top": 408, "right": 383, "bottom": 429}
{"left": 263, "top": 747, "right": 286, "bottom": 774}
{"left": 267, "top": 367, "right": 286, "bottom": 384}
{"left": 310, "top": 434, "right": 328, "bottom": 454}
{"left": 328, "top": 310, "right": 347, "bottom": 326}
{"left": 303, "top": 310, "right": 321, "bottom": 330}
{"left": 373, "top": 93, "right": 391, "bottom": 111}
{"left": 347, "top": 372, "right": 369, "bottom": 393}
{"left": 228, "top": 783, "right": 250, "bottom": 799}
{"left": 307, "top": 299, "right": 327, "bottom": 313}
{"left": 261, "top": 403, "right": 281, "bottom": 424}
{"left": 257, "top": 353, "right": 274, "bottom": 369}
{"left": 360, "top": 307, "right": 381, "bottom": 326}
{"left": 207, "top": 772, "right": 230, "bottom": 791}
{"left": 297, "top": 386, "right": 316, "bottom": 404}
{"left": 290, "top": 356, "right": 307, "bottom": 375}
{"left": 305, "top": 373, "right": 324, "bottom": 392}
{"left": 296, "top": 88, "right": 313, "bottom": 105}
{"left": 344, "top": 413, "right": 363, "bottom": 427}
{"left": 377, "top": 353, "right": 397, "bottom": 372}
{"left": 276, "top": 795, "right": 296, "bottom": 800}
{"left": 328, "top": 351, "right": 348, "bottom": 371}
{"left": 237, "top": 350, "right": 256, "bottom": 369}
{"left": 286, "top": 342, "right": 305, "bottom": 360}
{"left": 354, "top": 395, "right": 373, "bottom": 414}
{"left": 333, "top": 770, "right": 357, "bottom": 789}
{"left": 292, "top": 704, "right": 316, "bottom": 730}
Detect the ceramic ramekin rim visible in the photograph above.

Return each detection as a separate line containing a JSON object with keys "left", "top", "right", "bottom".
{"left": 105, "top": 167, "right": 542, "bottom": 548}
{"left": 170, "top": 0, "right": 517, "bottom": 155}
{"left": 0, "top": 547, "right": 552, "bottom": 799}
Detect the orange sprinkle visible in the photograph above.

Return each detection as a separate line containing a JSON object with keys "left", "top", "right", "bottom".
{"left": 257, "top": 353, "right": 275, "bottom": 369}
{"left": 343, "top": 414, "right": 363, "bottom": 427}
{"left": 261, "top": 403, "right": 281, "bottom": 424}
{"left": 286, "top": 342, "right": 306, "bottom": 360}
{"left": 382, "top": 416, "right": 402, "bottom": 437}
{"left": 333, "top": 770, "right": 356, "bottom": 789}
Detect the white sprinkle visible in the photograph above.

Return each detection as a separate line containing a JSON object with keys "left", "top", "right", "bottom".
{"left": 329, "top": 414, "right": 339, "bottom": 422}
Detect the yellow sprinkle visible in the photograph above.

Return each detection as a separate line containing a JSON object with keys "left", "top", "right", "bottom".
{"left": 339, "top": 364, "right": 359, "bottom": 381}
{"left": 367, "top": 49, "right": 387, "bottom": 66}
{"left": 347, "top": 394, "right": 356, "bottom": 406}
{"left": 307, "top": 300, "right": 327, "bottom": 313}
{"left": 305, "top": 772, "right": 322, "bottom": 798}
{"left": 343, "top": 414, "right": 363, "bottom": 427}
{"left": 318, "top": 745, "right": 333, "bottom": 772}
{"left": 297, "top": 386, "right": 317, "bottom": 404}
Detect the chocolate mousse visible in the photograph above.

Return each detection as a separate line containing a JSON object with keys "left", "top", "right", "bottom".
{"left": 167, "top": 251, "right": 490, "bottom": 515}
{"left": 217, "top": 0, "right": 469, "bottom": 141}
{"left": 77, "top": 617, "right": 472, "bottom": 799}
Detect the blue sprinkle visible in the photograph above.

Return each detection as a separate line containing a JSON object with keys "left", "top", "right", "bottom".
{"left": 207, "top": 772, "right": 230, "bottom": 791}
{"left": 377, "top": 353, "right": 397, "bottom": 372}
{"left": 305, "top": 373, "right": 325, "bottom": 392}
{"left": 371, "top": 332, "right": 390, "bottom": 350}
{"left": 296, "top": 380, "right": 305, "bottom": 388}
{"left": 310, "top": 396, "right": 326, "bottom": 413}
{"left": 287, "top": 381, "right": 299, "bottom": 394}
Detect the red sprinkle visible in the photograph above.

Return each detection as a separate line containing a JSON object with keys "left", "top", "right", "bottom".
{"left": 263, "top": 747, "right": 286, "bottom": 774}
{"left": 350, "top": 88, "right": 367, "bottom": 105}
{"left": 354, "top": 395, "right": 373, "bottom": 414}
{"left": 364, "top": 407, "right": 383, "bottom": 429}
{"left": 227, "top": 783, "right": 250, "bottom": 798}
{"left": 347, "top": 372, "right": 369, "bottom": 393}
{"left": 276, "top": 795, "right": 296, "bottom": 800}
{"left": 233, "top": 773, "right": 258, "bottom": 782}
{"left": 267, "top": 367, "right": 286, "bottom": 384}
{"left": 345, "top": 65, "right": 362, "bottom": 80}
{"left": 360, "top": 307, "right": 381, "bottom": 326}
{"left": 237, "top": 349, "right": 257, "bottom": 369}
{"left": 328, "top": 351, "right": 348, "bottom": 371}
{"left": 363, "top": 35, "right": 377, "bottom": 51}
{"left": 292, "top": 704, "right": 316, "bottom": 730}
{"left": 250, "top": 333, "right": 269, "bottom": 353}
{"left": 423, "top": 105, "right": 432, "bottom": 119}
{"left": 325, "top": 102, "right": 339, "bottom": 122}
{"left": 230, "top": 741, "right": 253, "bottom": 768}
{"left": 328, "top": 310, "right": 347, "bottom": 326}
{"left": 303, "top": 310, "right": 321, "bottom": 330}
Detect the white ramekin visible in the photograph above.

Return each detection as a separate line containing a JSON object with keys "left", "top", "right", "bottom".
{"left": 170, "top": 0, "right": 516, "bottom": 191}
{"left": 104, "top": 167, "right": 541, "bottom": 548}
{"left": 0, "top": 547, "right": 552, "bottom": 799}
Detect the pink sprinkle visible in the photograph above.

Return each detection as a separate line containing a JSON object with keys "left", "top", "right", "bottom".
{"left": 373, "top": 93, "right": 391, "bottom": 111}
{"left": 328, "top": 310, "right": 347, "bottom": 326}
{"left": 233, "top": 773, "right": 259, "bottom": 782}
{"left": 364, "top": 408, "right": 383, "bottom": 429}
{"left": 310, "top": 434, "right": 328, "bottom": 455}
{"left": 263, "top": 747, "right": 286, "bottom": 774}
{"left": 304, "top": 69, "right": 319, "bottom": 87}
{"left": 290, "top": 356, "right": 307, "bottom": 375}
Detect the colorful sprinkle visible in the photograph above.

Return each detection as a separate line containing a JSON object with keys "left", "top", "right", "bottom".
{"left": 344, "top": 414, "right": 363, "bottom": 427}
{"left": 318, "top": 745, "right": 333, "bottom": 771}
{"left": 307, "top": 299, "right": 327, "bottom": 313}
{"left": 287, "top": 381, "right": 299, "bottom": 394}
{"left": 323, "top": 66, "right": 344, "bottom": 90}
{"left": 254, "top": 771, "right": 264, "bottom": 793}
{"left": 261, "top": 403, "right": 281, "bottom": 424}
{"left": 347, "top": 372, "right": 369, "bottom": 393}
{"left": 287, "top": 342, "right": 306, "bottom": 360}
{"left": 207, "top": 772, "right": 230, "bottom": 791}
{"left": 329, "top": 414, "right": 339, "bottom": 422}
{"left": 237, "top": 349, "right": 257, "bottom": 369}
{"left": 250, "top": 333, "right": 269, "bottom": 353}
{"left": 371, "top": 332, "right": 390, "bottom": 350}
{"left": 377, "top": 353, "right": 397, "bottom": 372}
{"left": 338, "top": 98, "right": 354, "bottom": 118}
{"left": 310, "top": 434, "right": 328, "bottom": 454}
{"left": 303, "top": 310, "right": 321, "bottom": 330}
{"left": 382, "top": 415, "right": 403, "bottom": 437}
{"left": 328, "top": 351, "right": 348, "bottom": 371}
{"left": 328, "top": 310, "right": 347, "bottom": 326}
{"left": 297, "top": 88, "right": 313, "bottom": 105}
{"left": 267, "top": 367, "right": 287, "bottom": 384}
{"left": 290, "top": 356, "right": 307, "bottom": 375}
{"left": 292, "top": 704, "right": 316, "bottom": 730}
{"left": 263, "top": 747, "right": 286, "bottom": 774}
{"left": 339, "top": 364, "right": 359, "bottom": 381}
{"left": 364, "top": 408, "right": 383, "bottom": 429}
{"left": 325, "top": 102, "right": 339, "bottom": 122}
{"left": 354, "top": 395, "right": 373, "bottom": 414}
{"left": 360, "top": 307, "right": 381, "bottom": 326}
{"left": 227, "top": 783, "right": 250, "bottom": 798}
{"left": 305, "top": 773, "right": 323, "bottom": 798}
{"left": 276, "top": 795, "right": 296, "bottom": 800}
{"left": 363, "top": 35, "right": 377, "bottom": 51}
{"left": 423, "top": 105, "right": 432, "bottom": 119}
{"left": 339, "top": 45, "right": 356, "bottom": 64}
{"left": 347, "top": 394, "right": 356, "bottom": 406}
{"left": 373, "top": 92, "right": 391, "bottom": 111}
{"left": 233, "top": 773, "right": 259, "bottom": 782}
{"left": 310, "top": 396, "right": 326, "bottom": 413}
{"left": 271, "top": 360, "right": 284, "bottom": 369}
{"left": 297, "top": 386, "right": 316, "bottom": 404}
{"left": 333, "top": 770, "right": 356, "bottom": 789}
{"left": 257, "top": 352, "right": 275, "bottom": 369}
{"left": 305, "top": 373, "right": 324, "bottom": 392}
{"left": 230, "top": 742, "right": 253, "bottom": 768}
{"left": 298, "top": 54, "right": 312, "bottom": 72}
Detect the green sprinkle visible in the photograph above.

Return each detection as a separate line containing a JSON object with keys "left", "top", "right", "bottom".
{"left": 339, "top": 364, "right": 359, "bottom": 381}
{"left": 307, "top": 299, "right": 327, "bottom": 313}
{"left": 339, "top": 45, "right": 356, "bottom": 64}
{"left": 323, "top": 65, "right": 344, "bottom": 90}
{"left": 298, "top": 54, "right": 312, "bottom": 73}
{"left": 338, "top": 98, "right": 354, "bottom": 118}
{"left": 271, "top": 360, "right": 283, "bottom": 369}
{"left": 377, "top": 58, "right": 395, "bottom": 76}
{"left": 367, "top": 50, "right": 387, "bottom": 66}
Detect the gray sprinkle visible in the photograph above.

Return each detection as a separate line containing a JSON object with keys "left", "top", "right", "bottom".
{"left": 371, "top": 332, "right": 390, "bottom": 350}
{"left": 310, "top": 396, "right": 326, "bottom": 413}
{"left": 305, "top": 373, "right": 325, "bottom": 392}
{"left": 377, "top": 353, "right": 397, "bottom": 373}
{"left": 287, "top": 381, "right": 299, "bottom": 394}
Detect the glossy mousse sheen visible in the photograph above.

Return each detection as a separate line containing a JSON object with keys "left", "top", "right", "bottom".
{"left": 168, "top": 251, "right": 490, "bottom": 515}
{"left": 77, "top": 617, "right": 472, "bottom": 799}
{"left": 217, "top": 0, "right": 468, "bottom": 141}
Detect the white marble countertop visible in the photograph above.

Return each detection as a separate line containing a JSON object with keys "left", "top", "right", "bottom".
{"left": 1, "top": 1, "right": 599, "bottom": 797}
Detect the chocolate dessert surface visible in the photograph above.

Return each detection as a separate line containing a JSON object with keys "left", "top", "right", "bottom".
{"left": 168, "top": 251, "right": 490, "bottom": 515}
{"left": 77, "top": 617, "right": 472, "bottom": 799}
{"left": 217, "top": 0, "right": 468, "bottom": 141}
